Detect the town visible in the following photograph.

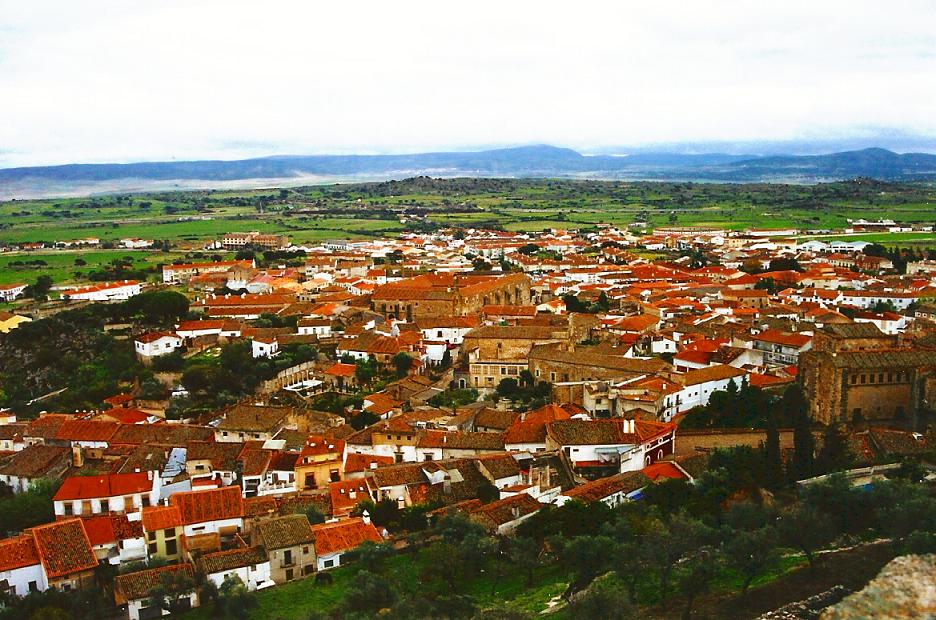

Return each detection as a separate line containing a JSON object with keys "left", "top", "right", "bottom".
{"left": 0, "top": 198, "right": 934, "bottom": 620}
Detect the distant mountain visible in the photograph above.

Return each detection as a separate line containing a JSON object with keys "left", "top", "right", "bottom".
{"left": 3, "top": 145, "right": 936, "bottom": 199}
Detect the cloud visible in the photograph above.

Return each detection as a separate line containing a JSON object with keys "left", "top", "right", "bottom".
{"left": 1, "top": 0, "right": 935, "bottom": 166}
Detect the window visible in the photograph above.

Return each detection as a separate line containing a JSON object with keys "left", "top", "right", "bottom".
{"left": 165, "top": 539, "right": 177, "bottom": 556}
{"left": 303, "top": 546, "right": 309, "bottom": 554}
{"left": 850, "top": 374, "right": 857, "bottom": 385}
{"left": 164, "top": 528, "right": 176, "bottom": 539}
{"left": 285, "top": 568, "right": 294, "bottom": 581}
{"left": 323, "top": 559, "right": 335, "bottom": 569}
{"left": 869, "top": 374, "right": 875, "bottom": 384}
{"left": 860, "top": 374, "right": 866, "bottom": 384}
{"left": 28, "top": 581, "right": 38, "bottom": 593}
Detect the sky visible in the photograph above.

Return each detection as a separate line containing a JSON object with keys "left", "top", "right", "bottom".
{"left": 1, "top": 0, "right": 935, "bottom": 168}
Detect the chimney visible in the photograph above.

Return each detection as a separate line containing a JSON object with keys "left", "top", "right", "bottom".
{"left": 630, "top": 419, "right": 636, "bottom": 434}
{"left": 147, "top": 470, "right": 153, "bottom": 481}
{"left": 443, "top": 474, "right": 452, "bottom": 495}
{"left": 72, "top": 445, "right": 83, "bottom": 468}
{"left": 361, "top": 509, "right": 371, "bottom": 525}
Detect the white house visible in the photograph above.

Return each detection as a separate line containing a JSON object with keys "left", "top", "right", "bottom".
{"left": 115, "top": 564, "right": 198, "bottom": 620}
{"left": 252, "top": 336, "right": 279, "bottom": 358}
{"left": 61, "top": 280, "right": 142, "bottom": 302}
{"left": 672, "top": 364, "right": 748, "bottom": 415}
{"left": 134, "top": 332, "right": 183, "bottom": 359}
{"left": 53, "top": 472, "right": 161, "bottom": 519}
{"left": 0, "top": 535, "right": 47, "bottom": 597}
{"left": 297, "top": 318, "right": 332, "bottom": 337}
{"left": 170, "top": 486, "right": 244, "bottom": 538}
{"left": 0, "top": 283, "right": 27, "bottom": 302}
{"left": 199, "top": 547, "right": 274, "bottom": 591}
{"left": 311, "top": 517, "right": 382, "bottom": 571}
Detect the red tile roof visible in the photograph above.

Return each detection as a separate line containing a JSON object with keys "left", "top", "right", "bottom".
{"left": 312, "top": 517, "right": 382, "bottom": 556}
{"left": 502, "top": 403, "right": 574, "bottom": 445}
{"left": 0, "top": 535, "right": 40, "bottom": 572}
{"left": 169, "top": 486, "right": 243, "bottom": 525}
{"left": 54, "top": 472, "right": 153, "bottom": 501}
{"left": 641, "top": 461, "right": 688, "bottom": 482}
{"left": 30, "top": 519, "right": 98, "bottom": 578}
{"left": 141, "top": 505, "right": 183, "bottom": 532}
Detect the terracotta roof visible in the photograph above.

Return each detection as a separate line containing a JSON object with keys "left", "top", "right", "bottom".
{"left": 0, "top": 535, "right": 40, "bottom": 572}
{"left": 0, "top": 444, "right": 69, "bottom": 478}
{"left": 169, "top": 486, "right": 243, "bottom": 525}
{"left": 141, "top": 505, "right": 183, "bottom": 532}
{"left": 54, "top": 419, "right": 120, "bottom": 443}
{"left": 325, "top": 362, "right": 357, "bottom": 378}
{"left": 329, "top": 478, "right": 372, "bottom": 515}
{"left": 255, "top": 514, "right": 314, "bottom": 549}
{"left": 54, "top": 472, "right": 153, "bottom": 501}
{"left": 108, "top": 424, "right": 214, "bottom": 446}
{"left": 677, "top": 364, "right": 747, "bottom": 387}
{"left": 547, "top": 418, "right": 674, "bottom": 446}
{"left": 135, "top": 331, "right": 180, "bottom": 344}
{"left": 216, "top": 404, "right": 291, "bottom": 432}
{"left": 343, "top": 453, "right": 394, "bottom": 474}
{"left": 199, "top": 546, "right": 268, "bottom": 575}
{"left": 564, "top": 471, "right": 650, "bottom": 502}
{"left": 469, "top": 493, "right": 541, "bottom": 529}
{"left": 114, "top": 563, "right": 194, "bottom": 603}
{"left": 243, "top": 495, "right": 278, "bottom": 519}
{"left": 81, "top": 514, "right": 143, "bottom": 547}
{"left": 753, "top": 328, "right": 812, "bottom": 348}
{"left": 502, "top": 403, "right": 574, "bottom": 445}
{"left": 641, "top": 461, "right": 688, "bottom": 482}
{"left": 312, "top": 517, "right": 382, "bottom": 556}
{"left": 30, "top": 519, "right": 98, "bottom": 578}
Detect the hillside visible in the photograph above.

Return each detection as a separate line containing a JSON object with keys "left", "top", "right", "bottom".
{"left": 4, "top": 147, "right": 936, "bottom": 199}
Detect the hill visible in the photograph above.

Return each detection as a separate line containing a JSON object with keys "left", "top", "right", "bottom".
{"left": 3, "top": 146, "right": 936, "bottom": 199}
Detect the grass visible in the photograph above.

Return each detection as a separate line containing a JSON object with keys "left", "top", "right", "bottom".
{"left": 0, "top": 250, "right": 189, "bottom": 285}
{"left": 179, "top": 553, "right": 568, "bottom": 620}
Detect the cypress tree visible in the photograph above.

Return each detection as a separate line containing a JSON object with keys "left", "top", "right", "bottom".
{"left": 786, "top": 385, "right": 814, "bottom": 481}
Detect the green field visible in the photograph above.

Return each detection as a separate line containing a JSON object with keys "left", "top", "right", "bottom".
{"left": 0, "top": 250, "right": 194, "bottom": 286}
{"left": 0, "top": 179, "right": 934, "bottom": 288}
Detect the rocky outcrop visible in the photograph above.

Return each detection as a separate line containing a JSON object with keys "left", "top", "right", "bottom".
{"left": 820, "top": 554, "right": 936, "bottom": 620}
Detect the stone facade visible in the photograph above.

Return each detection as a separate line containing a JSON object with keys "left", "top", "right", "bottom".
{"left": 371, "top": 273, "right": 531, "bottom": 321}
{"left": 799, "top": 349, "right": 936, "bottom": 425}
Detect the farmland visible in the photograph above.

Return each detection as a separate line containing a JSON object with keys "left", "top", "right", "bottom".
{"left": 0, "top": 177, "right": 934, "bottom": 287}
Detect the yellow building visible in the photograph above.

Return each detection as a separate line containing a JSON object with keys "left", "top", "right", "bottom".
{"left": 0, "top": 311, "right": 31, "bottom": 334}
{"left": 295, "top": 436, "right": 345, "bottom": 491}
{"left": 141, "top": 505, "right": 184, "bottom": 561}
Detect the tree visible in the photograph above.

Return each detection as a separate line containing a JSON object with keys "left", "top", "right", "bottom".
{"left": 299, "top": 504, "right": 326, "bottom": 525}
{"left": 649, "top": 513, "right": 712, "bottom": 597}
{"left": 0, "top": 478, "right": 59, "bottom": 535}
{"left": 495, "top": 378, "right": 519, "bottom": 400}
{"left": 567, "top": 574, "right": 635, "bottom": 620}
{"left": 28, "top": 275, "right": 53, "bottom": 301}
{"left": 341, "top": 570, "right": 395, "bottom": 615}
{"left": 214, "top": 574, "right": 257, "bottom": 620}
{"left": 763, "top": 407, "right": 783, "bottom": 489}
{"left": 785, "top": 385, "right": 814, "bottom": 480}
{"left": 816, "top": 423, "right": 852, "bottom": 474}
{"left": 123, "top": 291, "right": 189, "bottom": 325}
{"left": 507, "top": 537, "right": 541, "bottom": 586}
{"left": 557, "top": 535, "right": 615, "bottom": 593}
{"left": 354, "top": 357, "right": 378, "bottom": 385}
{"left": 777, "top": 505, "right": 835, "bottom": 568}
{"left": 392, "top": 352, "right": 413, "bottom": 378}
{"left": 724, "top": 527, "right": 778, "bottom": 593}
{"left": 678, "top": 547, "right": 719, "bottom": 620}
{"left": 144, "top": 569, "right": 195, "bottom": 615}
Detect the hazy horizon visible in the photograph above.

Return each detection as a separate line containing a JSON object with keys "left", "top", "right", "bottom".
{"left": 2, "top": 1, "right": 936, "bottom": 168}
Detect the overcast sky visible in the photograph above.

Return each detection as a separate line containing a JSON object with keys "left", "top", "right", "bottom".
{"left": 1, "top": 0, "right": 935, "bottom": 167}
